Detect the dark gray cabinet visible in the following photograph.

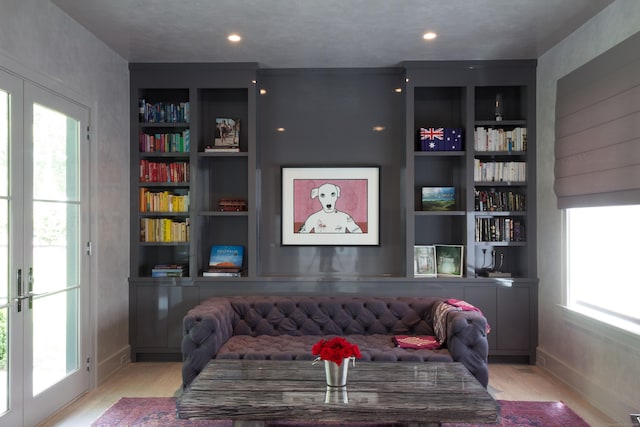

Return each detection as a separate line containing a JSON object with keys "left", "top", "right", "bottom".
{"left": 128, "top": 61, "right": 538, "bottom": 363}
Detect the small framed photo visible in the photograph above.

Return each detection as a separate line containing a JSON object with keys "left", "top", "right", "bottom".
{"left": 422, "top": 187, "right": 455, "bottom": 211}
{"left": 281, "top": 166, "right": 380, "bottom": 246}
{"left": 435, "top": 245, "right": 464, "bottom": 277}
{"left": 414, "top": 245, "right": 436, "bottom": 277}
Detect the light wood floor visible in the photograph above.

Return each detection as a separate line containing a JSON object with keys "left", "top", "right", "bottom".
{"left": 38, "top": 362, "right": 618, "bottom": 427}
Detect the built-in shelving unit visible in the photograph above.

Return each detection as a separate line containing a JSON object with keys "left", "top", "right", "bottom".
{"left": 128, "top": 61, "right": 537, "bottom": 364}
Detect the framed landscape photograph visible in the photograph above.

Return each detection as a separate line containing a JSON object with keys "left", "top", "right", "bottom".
{"left": 281, "top": 166, "right": 380, "bottom": 246}
{"left": 421, "top": 187, "right": 455, "bottom": 211}
{"left": 414, "top": 245, "right": 436, "bottom": 277}
{"left": 435, "top": 244, "right": 464, "bottom": 277}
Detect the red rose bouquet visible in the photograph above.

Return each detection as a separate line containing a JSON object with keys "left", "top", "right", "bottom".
{"left": 312, "top": 337, "right": 362, "bottom": 366}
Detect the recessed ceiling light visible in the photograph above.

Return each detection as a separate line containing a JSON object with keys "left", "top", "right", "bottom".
{"left": 372, "top": 126, "right": 385, "bottom": 132}
{"left": 394, "top": 88, "right": 402, "bottom": 93}
{"left": 423, "top": 32, "right": 437, "bottom": 40}
{"left": 276, "top": 127, "right": 286, "bottom": 132}
{"left": 259, "top": 89, "right": 267, "bottom": 95}
{"left": 228, "top": 34, "right": 242, "bottom": 42}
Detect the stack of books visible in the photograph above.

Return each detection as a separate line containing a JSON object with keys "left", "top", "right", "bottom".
{"left": 151, "top": 264, "right": 185, "bottom": 277}
{"left": 203, "top": 245, "right": 243, "bottom": 277}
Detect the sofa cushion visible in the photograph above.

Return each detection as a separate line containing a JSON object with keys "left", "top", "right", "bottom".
{"left": 216, "top": 334, "right": 453, "bottom": 363}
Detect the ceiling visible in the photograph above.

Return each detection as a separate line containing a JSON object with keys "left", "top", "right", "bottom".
{"left": 51, "top": 0, "right": 615, "bottom": 68}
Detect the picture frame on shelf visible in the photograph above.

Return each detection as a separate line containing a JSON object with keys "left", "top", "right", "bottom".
{"left": 435, "top": 245, "right": 464, "bottom": 277}
{"left": 281, "top": 166, "right": 380, "bottom": 246}
{"left": 421, "top": 187, "right": 455, "bottom": 211}
{"left": 414, "top": 245, "right": 436, "bottom": 277}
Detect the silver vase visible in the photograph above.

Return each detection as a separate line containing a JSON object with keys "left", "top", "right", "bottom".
{"left": 324, "top": 359, "right": 349, "bottom": 387}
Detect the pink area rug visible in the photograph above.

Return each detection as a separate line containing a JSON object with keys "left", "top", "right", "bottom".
{"left": 91, "top": 397, "right": 589, "bottom": 427}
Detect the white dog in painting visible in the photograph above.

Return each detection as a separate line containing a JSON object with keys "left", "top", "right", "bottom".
{"left": 298, "top": 183, "right": 363, "bottom": 233}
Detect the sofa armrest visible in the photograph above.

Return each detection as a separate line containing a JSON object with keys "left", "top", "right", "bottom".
{"left": 181, "top": 298, "right": 235, "bottom": 388}
{"left": 446, "top": 310, "right": 489, "bottom": 387}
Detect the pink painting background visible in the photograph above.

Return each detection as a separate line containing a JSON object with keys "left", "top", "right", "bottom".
{"left": 293, "top": 179, "right": 368, "bottom": 233}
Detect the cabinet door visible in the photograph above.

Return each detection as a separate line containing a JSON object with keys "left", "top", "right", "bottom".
{"left": 134, "top": 285, "right": 199, "bottom": 351}
{"left": 496, "top": 287, "right": 530, "bottom": 351}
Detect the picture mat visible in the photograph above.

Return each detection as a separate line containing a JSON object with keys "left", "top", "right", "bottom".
{"left": 282, "top": 166, "right": 379, "bottom": 245}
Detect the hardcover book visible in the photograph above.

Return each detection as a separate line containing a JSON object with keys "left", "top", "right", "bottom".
{"left": 422, "top": 187, "right": 455, "bottom": 211}
{"left": 208, "top": 245, "right": 244, "bottom": 269}
{"left": 414, "top": 245, "right": 436, "bottom": 277}
{"left": 213, "top": 118, "right": 240, "bottom": 150}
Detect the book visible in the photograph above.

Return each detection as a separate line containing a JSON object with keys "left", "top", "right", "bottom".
{"left": 213, "top": 118, "right": 240, "bottom": 149}
{"left": 421, "top": 187, "right": 455, "bottom": 211}
{"left": 151, "top": 264, "right": 185, "bottom": 277}
{"left": 202, "top": 271, "right": 242, "bottom": 277}
{"left": 414, "top": 245, "right": 436, "bottom": 277}
{"left": 208, "top": 245, "right": 244, "bottom": 269}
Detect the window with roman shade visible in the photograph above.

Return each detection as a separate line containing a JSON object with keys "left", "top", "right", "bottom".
{"left": 554, "top": 31, "right": 640, "bottom": 209}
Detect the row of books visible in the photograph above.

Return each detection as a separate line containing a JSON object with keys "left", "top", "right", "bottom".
{"left": 474, "top": 190, "right": 525, "bottom": 212}
{"left": 139, "top": 130, "right": 190, "bottom": 153}
{"left": 139, "top": 188, "right": 189, "bottom": 213}
{"left": 140, "top": 218, "right": 190, "bottom": 243}
{"left": 475, "top": 217, "right": 525, "bottom": 242}
{"left": 139, "top": 160, "right": 190, "bottom": 183}
{"left": 474, "top": 160, "right": 526, "bottom": 183}
{"left": 139, "top": 99, "right": 190, "bottom": 123}
{"left": 151, "top": 264, "right": 186, "bottom": 278}
{"left": 474, "top": 127, "right": 527, "bottom": 152}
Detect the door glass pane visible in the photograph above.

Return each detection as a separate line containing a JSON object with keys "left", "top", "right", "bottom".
{"left": 31, "top": 104, "right": 80, "bottom": 395}
{"left": 0, "top": 90, "right": 9, "bottom": 413}
{"left": 32, "top": 289, "right": 78, "bottom": 395}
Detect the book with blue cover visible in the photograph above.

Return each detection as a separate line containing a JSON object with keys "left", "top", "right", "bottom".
{"left": 208, "top": 245, "right": 244, "bottom": 269}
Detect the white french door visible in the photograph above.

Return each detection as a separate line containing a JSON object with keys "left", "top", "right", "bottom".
{"left": 0, "top": 68, "right": 90, "bottom": 426}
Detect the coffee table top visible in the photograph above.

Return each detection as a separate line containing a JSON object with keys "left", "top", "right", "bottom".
{"left": 177, "top": 359, "right": 498, "bottom": 425}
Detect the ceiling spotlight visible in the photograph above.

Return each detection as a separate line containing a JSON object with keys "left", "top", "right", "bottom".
{"left": 394, "top": 88, "right": 402, "bottom": 93}
{"left": 228, "top": 34, "right": 242, "bottom": 42}
{"left": 276, "top": 127, "right": 286, "bottom": 132}
{"left": 372, "top": 126, "right": 385, "bottom": 132}
{"left": 259, "top": 89, "right": 267, "bottom": 95}
{"left": 423, "top": 32, "right": 437, "bottom": 40}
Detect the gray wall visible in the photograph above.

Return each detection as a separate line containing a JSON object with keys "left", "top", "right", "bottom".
{"left": 0, "top": 0, "right": 130, "bottom": 384}
{"left": 536, "top": 1, "right": 640, "bottom": 424}
{"left": 257, "top": 69, "right": 405, "bottom": 277}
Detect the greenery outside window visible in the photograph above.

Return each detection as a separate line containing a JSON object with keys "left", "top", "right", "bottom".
{"left": 566, "top": 205, "right": 640, "bottom": 335}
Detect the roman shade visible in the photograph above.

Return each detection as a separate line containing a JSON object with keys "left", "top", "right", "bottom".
{"left": 554, "top": 31, "right": 640, "bottom": 209}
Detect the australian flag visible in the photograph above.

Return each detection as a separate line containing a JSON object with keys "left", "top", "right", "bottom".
{"left": 419, "top": 127, "right": 444, "bottom": 151}
{"left": 444, "top": 128, "right": 463, "bottom": 151}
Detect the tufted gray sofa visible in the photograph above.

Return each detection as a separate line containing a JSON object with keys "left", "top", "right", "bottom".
{"left": 181, "top": 295, "right": 490, "bottom": 388}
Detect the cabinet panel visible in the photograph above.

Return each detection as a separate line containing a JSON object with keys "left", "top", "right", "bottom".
{"left": 133, "top": 284, "right": 199, "bottom": 353}
{"left": 496, "top": 286, "right": 530, "bottom": 351}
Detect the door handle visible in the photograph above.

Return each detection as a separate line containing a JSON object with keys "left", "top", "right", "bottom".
{"left": 15, "top": 267, "right": 39, "bottom": 311}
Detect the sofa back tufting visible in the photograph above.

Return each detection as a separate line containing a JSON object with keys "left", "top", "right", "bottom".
{"left": 228, "top": 296, "right": 438, "bottom": 337}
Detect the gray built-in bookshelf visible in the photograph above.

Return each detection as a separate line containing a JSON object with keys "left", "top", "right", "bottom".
{"left": 129, "top": 61, "right": 538, "bottom": 363}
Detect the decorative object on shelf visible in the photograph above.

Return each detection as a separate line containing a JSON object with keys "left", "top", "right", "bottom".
{"left": 210, "top": 117, "right": 240, "bottom": 151}
{"left": 419, "top": 127, "right": 462, "bottom": 151}
{"left": 494, "top": 93, "right": 503, "bottom": 121}
{"left": 281, "top": 166, "right": 380, "bottom": 246}
{"left": 414, "top": 245, "right": 436, "bottom": 277}
{"left": 421, "top": 187, "right": 455, "bottom": 211}
{"left": 477, "top": 249, "right": 512, "bottom": 278}
{"left": 312, "top": 337, "right": 362, "bottom": 388}
{"left": 435, "top": 244, "right": 464, "bottom": 277}
{"left": 217, "top": 198, "right": 247, "bottom": 212}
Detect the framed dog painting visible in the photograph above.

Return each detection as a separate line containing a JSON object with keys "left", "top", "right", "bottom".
{"left": 281, "top": 166, "right": 380, "bottom": 246}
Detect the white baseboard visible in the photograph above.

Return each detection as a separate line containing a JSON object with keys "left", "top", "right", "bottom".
{"left": 96, "top": 346, "right": 131, "bottom": 386}
{"left": 537, "top": 347, "right": 635, "bottom": 426}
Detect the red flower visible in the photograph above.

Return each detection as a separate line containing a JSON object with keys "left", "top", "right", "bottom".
{"left": 311, "top": 337, "right": 362, "bottom": 366}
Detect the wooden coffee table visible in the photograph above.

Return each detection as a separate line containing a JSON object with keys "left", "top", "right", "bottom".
{"left": 177, "top": 359, "right": 498, "bottom": 427}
